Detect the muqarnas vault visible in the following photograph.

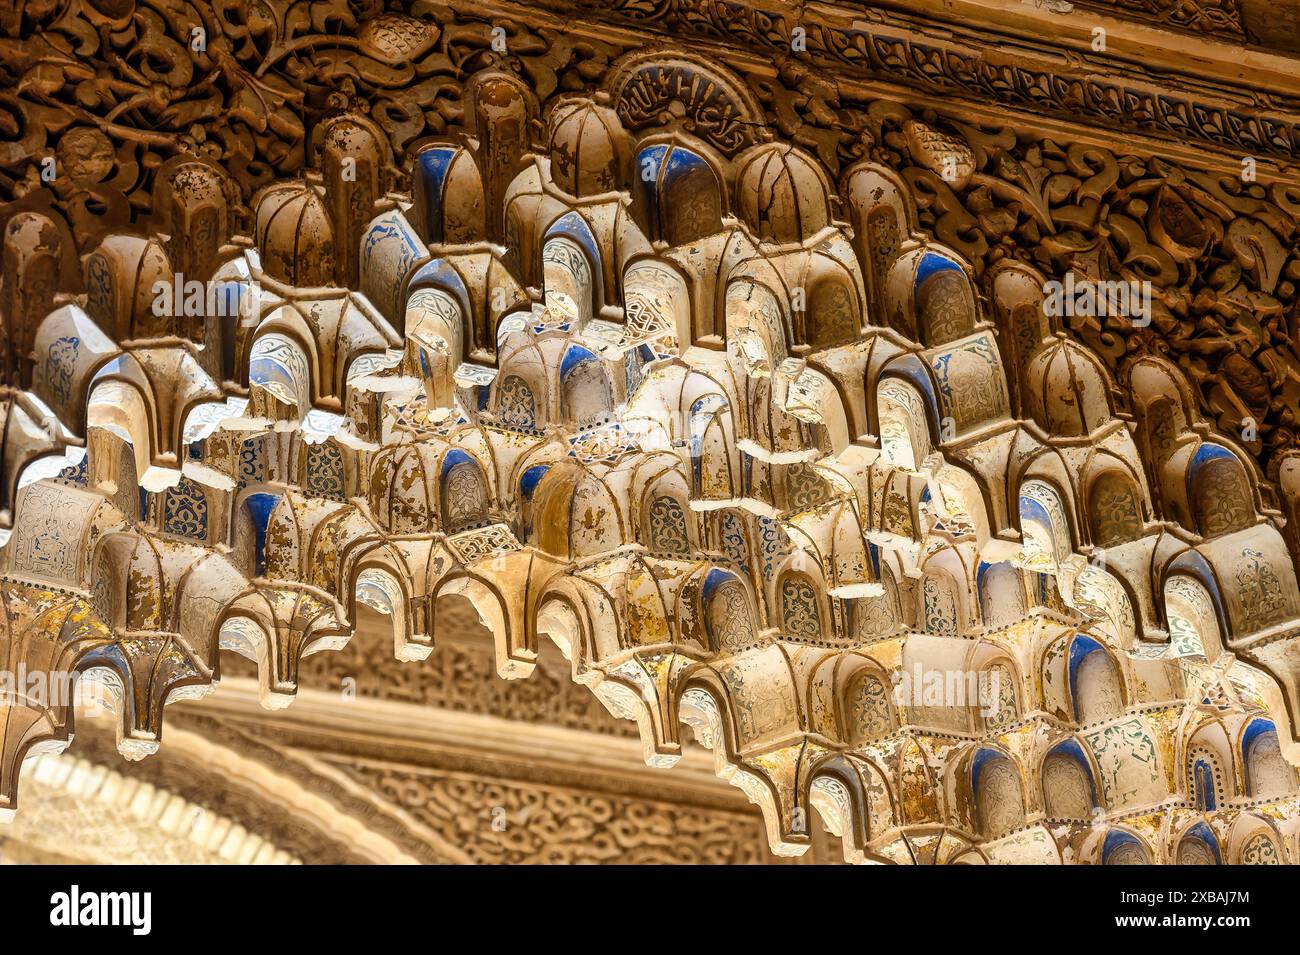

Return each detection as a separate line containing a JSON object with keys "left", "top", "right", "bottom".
{"left": 3, "top": 0, "right": 1300, "bottom": 866}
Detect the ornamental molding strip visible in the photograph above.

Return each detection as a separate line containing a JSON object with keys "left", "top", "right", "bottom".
{"left": 1, "top": 0, "right": 1300, "bottom": 865}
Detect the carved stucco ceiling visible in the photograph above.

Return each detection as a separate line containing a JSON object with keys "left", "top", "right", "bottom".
{"left": 1, "top": 0, "right": 1300, "bottom": 865}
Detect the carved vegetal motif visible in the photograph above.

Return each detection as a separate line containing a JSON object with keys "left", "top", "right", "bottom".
{"left": 1240, "top": 832, "right": 1281, "bottom": 864}
{"left": 339, "top": 761, "right": 770, "bottom": 864}
{"left": 1089, "top": 472, "right": 1144, "bottom": 546}
{"left": 496, "top": 375, "right": 536, "bottom": 430}
{"left": 1177, "top": 836, "right": 1218, "bottom": 864}
{"left": 1085, "top": 718, "right": 1162, "bottom": 808}
{"left": 983, "top": 665, "right": 1018, "bottom": 733}
{"left": 976, "top": 758, "right": 1025, "bottom": 839}
{"left": 1041, "top": 754, "right": 1092, "bottom": 820}
{"left": 706, "top": 578, "right": 756, "bottom": 652}
{"left": 1073, "top": 0, "right": 1244, "bottom": 37}
{"left": 779, "top": 575, "right": 821, "bottom": 638}
{"left": 647, "top": 495, "right": 689, "bottom": 555}
{"left": 846, "top": 672, "right": 892, "bottom": 743}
